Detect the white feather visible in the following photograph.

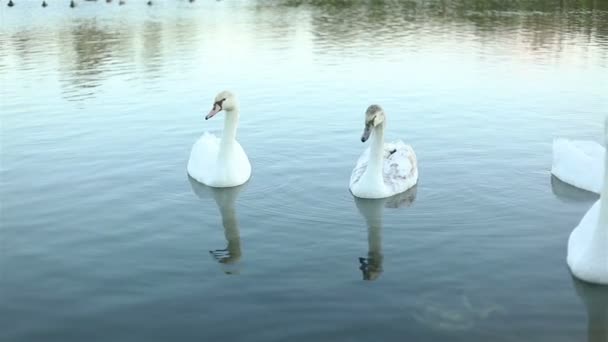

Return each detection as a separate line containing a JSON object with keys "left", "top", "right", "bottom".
{"left": 551, "top": 138, "right": 603, "bottom": 194}
{"left": 567, "top": 200, "right": 608, "bottom": 284}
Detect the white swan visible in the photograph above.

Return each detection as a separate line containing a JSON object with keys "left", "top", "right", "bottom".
{"left": 567, "top": 119, "right": 608, "bottom": 285}
{"left": 350, "top": 105, "right": 418, "bottom": 199}
{"left": 187, "top": 91, "right": 251, "bottom": 187}
{"left": 552, "top": 138, "right": 604, "bottom": 194}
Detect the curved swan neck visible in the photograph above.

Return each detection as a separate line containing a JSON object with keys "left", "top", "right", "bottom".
{"left": 367, "top": 123, "right": 385, "bottom": 178}
{"left": 367, "top": 219, "right": 382, "bottom": 254}
{"left": 220, "top": 205, "right": 240, "bottom": 242}
{"left": 598, "top": 144, "right": 608, "bottom": 225}
{"left": 220, "top": 108, "right": 240, "bottom": 149}
{"left": 217, "top": 196, "right": 241, "bottom": 258}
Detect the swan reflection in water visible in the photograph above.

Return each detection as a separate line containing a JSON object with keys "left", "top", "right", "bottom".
{"left": 572, "top": 276, "right": 608, "bottom": 342}
{"left": 189, "top": 176, "right": 247, "bottom": 274}
{"left": 354, "top": 186, "right": 417, "bottom": 281}
{"left": 551, "top": 175, "right": 598, "bottom": 204}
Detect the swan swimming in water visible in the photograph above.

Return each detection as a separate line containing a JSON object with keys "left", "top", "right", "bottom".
{"left": 552, "top": 138, "right": 604, "bottom": 194}
{"left": 187, "top": 91, "right": 251, "bottom": 188}
{"left": 567, "top": 119, "right": 608, "bottom": 285}
{"left": 350, "top": 105, "right": 418, "bottom": 199}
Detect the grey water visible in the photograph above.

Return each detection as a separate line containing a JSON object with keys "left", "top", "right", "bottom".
{"left": 1, "top": 0, "right": 607, "bottom": 341}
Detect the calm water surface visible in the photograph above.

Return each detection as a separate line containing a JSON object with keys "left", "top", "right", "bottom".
{"left": 1, "top": 1, "right": 608, "bottom": 341}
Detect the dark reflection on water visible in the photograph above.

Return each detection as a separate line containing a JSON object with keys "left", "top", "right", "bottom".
{"left": 189, "top": 177, "right": 246, "bottom": 275}
{"left": 1, "top": 0, "right": 606, "bottom": 101}
{"left": 269, "top": 0, "right": 608, "bottom": 50}
{"left": 142, "top": 20, "right": 163, "bottom": 79}
{"left": 63, "top": 22, "right": 125, "bottom": 100}
{"left": 572, "top": 277, "right": 608, "bottom": 342}
{"left": 297, "top": 2, "right": 608, "bottom": 59}
{"left": 276, "top": 0, "right": 608, "bottom": 12}
{"left": 551, "top": 175, "right": 599, "bottom": 204}
{"left": 355, "top": 187, "right": 417, "bottom": 281}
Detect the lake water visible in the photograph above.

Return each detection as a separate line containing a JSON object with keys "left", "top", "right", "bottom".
{"left": 1, "top": 1, "right": 608, "bottom": 341}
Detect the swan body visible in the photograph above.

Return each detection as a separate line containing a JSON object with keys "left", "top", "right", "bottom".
{"left": 552, "top": 138, "right": 604, "bottom": 194}
{"left": 350, "top": 105, "right": 418, "bottom": 199}
{"left": 568, "top": 200, "right": 608, "bottom": 284}
{"left": 567, "top": 119, "right": 608, "bottom": 285}
{"left": 187, "top": 91, "right": 251, "bottom": 188}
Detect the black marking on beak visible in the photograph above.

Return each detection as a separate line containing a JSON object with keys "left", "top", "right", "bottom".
{"left": 206, "top": 98, "right": 227, "bottom": 120}
{"left": 213, "top": 98, "right": 226, "bottom": 111}
{"left": 361, "top": 123, "right": 373, "bottom": 142}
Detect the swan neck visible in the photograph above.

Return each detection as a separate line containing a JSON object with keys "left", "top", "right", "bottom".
{"left": 367, "top": 219, "right": 382, "bottom": 254}
{"left": 220, "top": 204, "right": 239, "bottom": 241}
{"left": 220, "top": 203, "right": 242, "bottom": 260}
{"left": 365, "top": 213, "right": 383, "bottom": 280}
{"left": 213, "top": 190, "right": 242, "bottom": 262}
{"left": 220, "top": 108, "right": 239, "bottom": 148}
{"left": 599, "top": 147, "right": 608, "bottom": 225}
{"left": 367, "top": 123, "right": 385, "bottom": 178}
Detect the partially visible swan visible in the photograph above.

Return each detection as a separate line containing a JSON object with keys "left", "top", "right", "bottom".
{"left": 189, "top": 176, "right": 245, "bottom": 275}
{"left": 572, "top": 276, "right": 608, "bottom": 342}
{"left": 552, "top": 138, "right": 604, "bottom": 194}
{"left": 187, "top": 91, "right": 251, "bottom": 188}
{"left": 355, "top": 187, "right": 417, "bottom": 281}
{"left": 350, "top": 105, "right": 418, "bottom": 199}
{"left": 567, "top": 119, "right": 608, "bottom": 285}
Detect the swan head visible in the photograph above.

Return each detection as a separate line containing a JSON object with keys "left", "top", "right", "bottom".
{"left": 205, "top": 90, "right": 237, "bottom": 120}
{"left": 361, "top": 104, "right": 385, "bottom": 142}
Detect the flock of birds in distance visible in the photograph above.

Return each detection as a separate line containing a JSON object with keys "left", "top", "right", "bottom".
{"left": 5, "top": 0, "right": 199, "bottom": 8}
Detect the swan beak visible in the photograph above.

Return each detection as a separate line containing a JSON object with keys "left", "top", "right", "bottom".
{"left": 205, "top": 105, "right": 222, "bottom": 120}
{"left": 361, "top": 125, "right": 372, "bottom": 142}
